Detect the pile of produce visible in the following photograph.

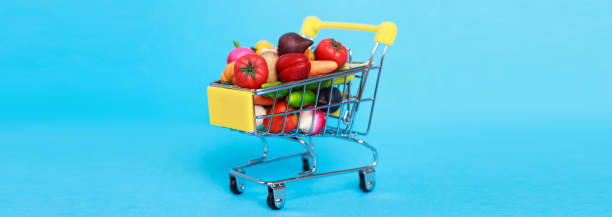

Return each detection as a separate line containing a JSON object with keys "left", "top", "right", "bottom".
{"left": 219, "top": 33, "right": 351, "bottom": 134}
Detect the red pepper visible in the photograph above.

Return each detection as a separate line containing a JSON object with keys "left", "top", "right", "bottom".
{"left": 263, "top": 101, "right": 298, "bottom": 133}
{"left": 276, "top": 53, "right": 310, "bottom": 82}
{"left": 234, "top": 54, "right": 269, "bottom": 89}
{"left": 315, "top": 38, "right": 348, "bottom": 68}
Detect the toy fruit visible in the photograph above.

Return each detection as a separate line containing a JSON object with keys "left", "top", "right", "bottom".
{"left": 261, "top": 81, "right": 289, "bottom": 98}
{"left": 276, "top": 53, "right": 310, "bottom": 82}
{"left": 254, "top": 105, "right": 267, "bottom": 128}
{"left": 304, "top": 48, "right": 315, "bottom": 61}
{"left": 261, "top": 51, "right": 278, "bottom": 83}
{"left": 287, "top": 90, "right": 315, "bottom": 107}
{"left": 234, "top": 54, "right": 269, "bottom": 89}
{"left": 317, "top": 87, "right": 342, "bottom": 113}
{"left": 220, "top": 61, "right": 237, "bottom": 83}
{"left": 255, "top": 40, "right": 275, "bottom": 54}
{"left": 277, "top": 32, "right": 313, "bottom": 56}
{"left": 263, "top": 101, "right": 298, "bottom": 133}
{"left": 307, "top": 60, "right": 338, "bottom": 78}
{"left": 298, "top": 108, "right": 327, "bottom": 134}
{"left": 227, "top": 41, "right": 255, "bottom": 63}
{"left": 315, "top": 38, "right": 348, "bottom": 68}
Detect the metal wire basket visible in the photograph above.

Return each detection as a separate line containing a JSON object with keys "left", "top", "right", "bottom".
{"left": 207, "top": 16, "right": 397, "bottom": 209}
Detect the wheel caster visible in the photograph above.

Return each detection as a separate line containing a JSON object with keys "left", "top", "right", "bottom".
{"left": 266, "top": 184, "right": 286, "bottom": 210}
{"left": 229, "top": 175, "right": 244, "bottom": 195}
{"left": 301, "top": 155, "right": 311, "bottom": 172}
{"left": 359, "top": 168, "right": 375, "bottom": 192}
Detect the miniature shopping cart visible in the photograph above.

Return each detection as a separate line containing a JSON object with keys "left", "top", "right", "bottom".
{"left": 207, "top": 17, "right": 397, "bottom": 209}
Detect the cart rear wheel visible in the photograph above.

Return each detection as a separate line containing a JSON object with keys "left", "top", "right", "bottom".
{"left": 229, "top": 176, "right": 244, "bottom": 195}
{"left": 359, "top": 169, "right": 375, "bottom": 192}
{"left": 301, "top": 156, "right": 310, "bottom": 172}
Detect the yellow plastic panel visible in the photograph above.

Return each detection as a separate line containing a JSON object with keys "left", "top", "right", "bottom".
{"left": 207, "top": 86, "right": 255, "bottom": 133}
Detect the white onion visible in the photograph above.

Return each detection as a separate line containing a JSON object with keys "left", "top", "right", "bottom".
{"left": 298, "top": 109, "right": 326, "bottom": 134}
{"left": 254, "top": 105, "right": 266, "bottom": 128}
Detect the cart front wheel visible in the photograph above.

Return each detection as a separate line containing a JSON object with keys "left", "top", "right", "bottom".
{"left": 359, "top": 169, "right": 375, "bottom": 192}
{"left": 267, "top": 184, "right": 286, "bottom": 210}
{"left": 229, "top": 176, "right": 244, "bottom": 195}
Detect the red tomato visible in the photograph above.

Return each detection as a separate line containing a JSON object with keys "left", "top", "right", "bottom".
{"left": 315, "top": 38, "right": 348, "bottom": 68}
{"left": 234, "top": 54, "right": 269, "bottom": 89}
{"left": 276, "top": 53, "right": 310, "bottom": 82}
{"left": 263, "top": 101, "right": 298, "bottom": 134}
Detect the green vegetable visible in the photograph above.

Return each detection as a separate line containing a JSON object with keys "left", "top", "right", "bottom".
{"left": 261, "top": 81, "right": 289, "bottom": 98}
{"left": 306, "top": 80, "right": 332, "bottom": 90}
{"left": 287, "top": 90, "right": 316, "bottom": 107}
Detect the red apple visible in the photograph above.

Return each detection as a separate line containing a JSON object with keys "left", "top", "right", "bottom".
{"left": 263, "top": 101, "right": 298, "bottom": 133}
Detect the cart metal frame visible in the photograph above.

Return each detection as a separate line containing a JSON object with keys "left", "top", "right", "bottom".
{"left": 208, "top": 17, "right": 396, "bottom": 209}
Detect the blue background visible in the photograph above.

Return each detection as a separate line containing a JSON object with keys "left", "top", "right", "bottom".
{"left": 1, "top": 0, "right": 611, "bottom": 216}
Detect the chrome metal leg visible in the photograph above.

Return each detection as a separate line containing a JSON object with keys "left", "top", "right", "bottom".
{"left": 286, "top": 137, "right": 317, "bottom": 176}
{"left": 228, "top": 135, "right": 378, "bottom": 210}
{"left": 248, "top": 137, "right": 268, "bottom": 164}
{"left": 338, "top": 136, "right": 377, "bottom": 168}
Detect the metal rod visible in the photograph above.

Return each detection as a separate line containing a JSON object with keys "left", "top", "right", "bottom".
{"left": 286, "top": 137, "right": 316, "bottom": 176}
{"left": 228, "top": 135, "right": 377, "bottom": 185}
{"left": 247, "top": 137, "right": 268, "bottom": 164}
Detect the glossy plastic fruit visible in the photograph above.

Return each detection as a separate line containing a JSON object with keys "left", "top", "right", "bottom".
{"left": 261, "top": 81, "right": 289, "bottom": 98}
{"left": 287, "top": 90, "right": 316, "bottom": 107}
{"left": 317, "top": 87, "right": 342, "bottom": 113}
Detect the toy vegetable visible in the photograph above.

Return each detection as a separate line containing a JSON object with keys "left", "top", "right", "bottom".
{"left": 220, "top": 61, "right": 237, "bottom": 83}
{"left": 277, "top": 32, "right": 313, "bottom": 56}
{"left": 276, "top": 53, "right": 310, "bottom": 82}
{"left": 315, "top": 38, "right": 348, "bottom": 68}
{"left": 261, "top": 51, "right": 278, "bottom": 83}
{"left": 264, "top": 101, "right": 298, "bottom": 133}
{"left": 317, "top": 87, "right": 342, "bottom": 113}
{"left": 304, "top": 48, "right": 315, "bottom": 61}
{"left": 261, "top": 81, "right": 289, "bottom": 98}
{"left": 254, "top": 95, "right": 275, "bottom": 105}
{"left": 227, "top": 41, "right": 255, "bottom": 64}
{"left": 307, "top": 60, "right": 338, "bottom": 78}
{"left": 298, "top": 108, "right": 326, "bottom": 134}
{"left": 287, "top": 90, "right": 316, "bottom": 107}
{"left": 234, "top": 54, "right": 269, "bottom": 89}
{"left": 254, "top": 105, "right": 266, "bottom": 128}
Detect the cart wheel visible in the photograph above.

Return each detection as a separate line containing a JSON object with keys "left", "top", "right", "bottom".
{"left": 359, "top": 169, "right": 375, "bottom": 192}
{"left": 266, "top": 184, "right": 286, "bottom": 210}
{"left": 301, "top": 156, "right": 310, "bottom": 172}
{"left": 229, "top": 176, "right": 244, "bottom": 195}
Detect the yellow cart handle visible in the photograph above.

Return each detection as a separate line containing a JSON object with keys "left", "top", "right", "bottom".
{"left": 300, "top": 16, "right": 398, "bottom": 45}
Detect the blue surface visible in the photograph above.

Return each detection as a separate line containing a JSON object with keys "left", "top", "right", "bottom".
{"left": 1, "top": 0, "right": 611, "bottom": 216}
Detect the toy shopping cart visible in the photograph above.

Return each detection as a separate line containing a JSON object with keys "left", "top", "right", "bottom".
{"left": 207, "top": 17, "right": 397, "bottom": 209}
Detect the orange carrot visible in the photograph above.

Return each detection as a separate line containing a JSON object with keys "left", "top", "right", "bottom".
{"left": 308, "top": 60, "right": 338, "bottom": 78}
{"left": 253, "top": 95, "right": 275, "bottom": 105}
